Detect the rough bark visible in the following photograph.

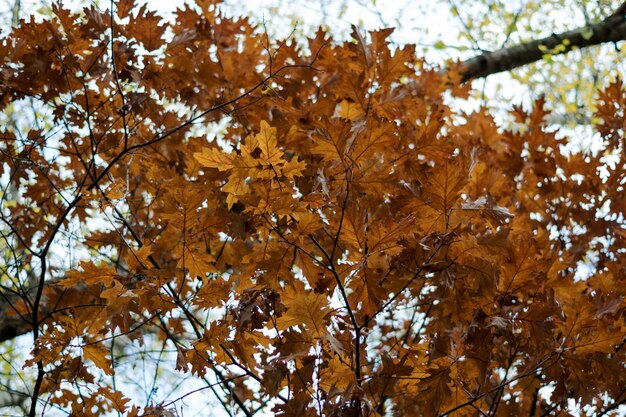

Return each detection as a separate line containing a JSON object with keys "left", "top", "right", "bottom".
{"left": 459, "top": 1, "right": 626, "bottom": 81}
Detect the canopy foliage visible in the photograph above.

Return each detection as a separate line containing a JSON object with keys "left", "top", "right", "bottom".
{"left": 1, "top": 1, "right": 626, "bottom": 416}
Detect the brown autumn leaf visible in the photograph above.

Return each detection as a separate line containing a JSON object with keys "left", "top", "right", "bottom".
{"left": 83, "top": 344, "right": 113, "bottom": 375}
{"left": 276, "top": 283, "right": 329, "bottom": 337}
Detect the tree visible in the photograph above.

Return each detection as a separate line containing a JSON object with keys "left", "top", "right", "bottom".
{"left": 216, "top": 0, "right": 626, "bottom": 127}
{"left": 1, "top": 1, "right": 626, "bottom": 416}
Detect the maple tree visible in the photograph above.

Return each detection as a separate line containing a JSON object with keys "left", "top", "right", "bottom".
{"left": 1, "top": 1, "right": 626, "bottom": 416}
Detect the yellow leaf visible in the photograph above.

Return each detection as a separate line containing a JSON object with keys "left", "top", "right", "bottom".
{"left": 281, "top": 157, "right": 306, "bottom": 179}
{"left": 194, "top": 146, "right": 236, "bottom": 171}
{"left": 335, "top": 99, "right": 364, "bottom": 121}
{"left": 256, "top": 120, "right": 284, "bottom": 166}
{"left": 277, "top": 283, "right": 328, "bottom": 337}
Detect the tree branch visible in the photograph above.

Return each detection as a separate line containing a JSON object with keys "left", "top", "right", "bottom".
{"left": 458, "top": 1, "right": 626, "bottom": 81}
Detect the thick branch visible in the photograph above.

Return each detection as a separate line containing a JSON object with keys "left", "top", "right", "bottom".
{"left": 459, "top": 2, "right": 626, "bottom": 81}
